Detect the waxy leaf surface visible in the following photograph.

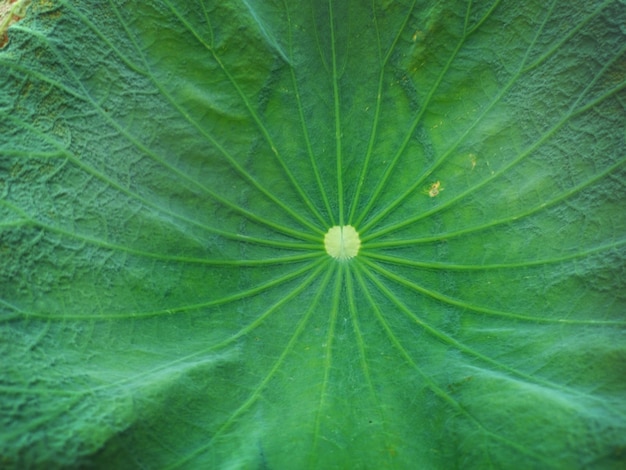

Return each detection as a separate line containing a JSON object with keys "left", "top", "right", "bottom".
{"left": 1, "top": 0, "right": 626, "bottom": 468}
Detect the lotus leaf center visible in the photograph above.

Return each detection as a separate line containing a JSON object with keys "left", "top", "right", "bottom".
{"left": 324, "top": 225, "right": 361, "bottom": 260}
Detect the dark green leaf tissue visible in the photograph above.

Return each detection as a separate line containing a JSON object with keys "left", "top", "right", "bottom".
{"left": 1, "top": 0, "right": 625, "bottom": 468}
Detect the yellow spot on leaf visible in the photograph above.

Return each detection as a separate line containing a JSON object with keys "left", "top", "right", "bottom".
{"left": 427, "top": 181, "right": 443, "bottom": 198}
{"left": 469, "top": 153, "right": 477, "bottom": 170}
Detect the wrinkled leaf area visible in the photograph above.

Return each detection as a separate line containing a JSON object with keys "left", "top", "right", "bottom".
{"left": 1, "top": 0, "right": 626, "bottom": 469}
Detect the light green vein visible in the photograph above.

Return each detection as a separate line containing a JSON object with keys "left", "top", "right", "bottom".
{"left": 1, "top": 262, "right": 330, "bottom": 407}
{"left": 2, "top": 258, "right": 326, "bottom": 322}
{"left": 363, "top": 68, "right": 626, "bottom": 241}
{"left": 345, "top": 261, "right": 392, "bottom": 466}
{"left": 284, "top": 0, "right": 335, "bottom": 226}
{"left": 0, "top": 149, "right": 66, "bottom": 158}
{"left": 241, "top": 0, "right": 291, "bottom": 64}
{"left": 361, "top": 236, "right": 626, "bottom": 271}
{"left": 199, "top": 1, "right": 214, "bottom": 46}
{"left": 31, "top": 260, "right": 331, "bottom": 405}
{"left": 465, "top": 0, "right": 503, "bottom": 36}
{"left": 99, "top": 0, "right": 326, "bottom": 237}
{"left": 358, "top": 0, "right": 552, "bottom": 235}
{"left": 361, "top": 0, "right": 621, "bottom": 238}
{"left": 0, "top": 299, "right": 29, "bottom": 323}
{"left": 311, "top": 260, "right": 342, "bottom": 464}
{"left": 161, "top": 0, "right": 328, "bottom": 233}
{"left": 309, "top": 0, "right": 331, "bottom": 74}
{"left": 522, "top": 0, "right": 614, "bottom": 74}
{"left": 0, "top": 111, "right": 318, "bottom": 248}
{"left": 353, "top": 261, "right": 555, "bottom": 467}
{"left": 31, "top": 13, "right": 325, "bottom": 241}
{"left": 0, "top": 384, "right": 81, "bottom": 397}
{"left": 357, "top": 261, "right": 626, "bottom": 417}
{"left": 365, "top": 155, "right": 626, "bottom": 247}
{"left": 0, "top": 218, "right": 29, "bottom": 229}
{"left": 328, "top": 0, "right": 344, "bottom": 225}
{"left": 167, "top": 260, "right": 334, "bottom": 469}
{"left": 5, "top": 25, "right": 320, "bottom": 244}
{"left": 0, "top": 394, "right": 86, "bottom": 441}
{"left": 354, "top": 0, "right": 482, "bottom": 229}
{"left": 348, "top": 0, "right": 417, "bottom": 225}
{"left": 360, "top": 257, "right": 623, "bottom": 326}
{"left": 0, "top": 199, "right": 323, "bottom": 258}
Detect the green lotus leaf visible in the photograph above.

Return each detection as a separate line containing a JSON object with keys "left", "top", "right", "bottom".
{"left": 1, "top": 0, "right": 625, "bottom": 468}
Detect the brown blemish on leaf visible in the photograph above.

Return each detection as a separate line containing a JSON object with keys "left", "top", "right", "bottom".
{"left": 0, "top": 0, "right": 31, "bottom": 48}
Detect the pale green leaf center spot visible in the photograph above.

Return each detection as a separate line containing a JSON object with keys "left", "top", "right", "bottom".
{"left": 324, "top": 225, "right": 361, "bottom": 260}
